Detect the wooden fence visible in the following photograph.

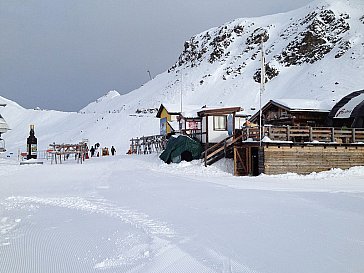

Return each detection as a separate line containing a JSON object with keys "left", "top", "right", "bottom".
{"left": 48, "top": 142, "right": 88, "bottom": 164}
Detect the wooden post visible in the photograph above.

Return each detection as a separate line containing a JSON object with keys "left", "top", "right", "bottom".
{"left": 224, "top": 139, "right": 227, "bottom": 157}
{"left": 352, "top": 128, "right": 356, "bottom": 143}
{"left": 234, "top": 147, "right": 237, "bottom": 176}
{"left": 268, "top": 126, "right": 272, "bottom": 139}
{"left": 258, "top": 146, "right": 264, "bottom": 175}
{"left": 204, "top": 148, "right": 207, "bottom": 167}
{"left": 309, "top": 127, "right": 313, "bottom": 142}
{"left": 331, "top": 127, "right": 335, "bottom": 142}
{"left": 287, "top": 126, "right": 291, "bottom": 141}
{"left": 205, "top": 116, "right": 209, "bottom": 145}
{"left": 247, "top": 147, "right": 252, "bottom": 175}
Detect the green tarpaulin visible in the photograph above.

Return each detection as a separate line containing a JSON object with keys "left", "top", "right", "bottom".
{"left": 159, "top": 135, "right": 203, "bottom": 164}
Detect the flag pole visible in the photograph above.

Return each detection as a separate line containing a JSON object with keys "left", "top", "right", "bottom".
{"left": 180, "top": 71, "right": 183, "bottom": 113}
{"left": 259, "top": 38, "right": 266, "bottom": 147}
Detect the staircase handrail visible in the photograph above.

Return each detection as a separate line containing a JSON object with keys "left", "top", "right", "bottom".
{"left": 203, "top": 133, "right": 244, "bottom": 165}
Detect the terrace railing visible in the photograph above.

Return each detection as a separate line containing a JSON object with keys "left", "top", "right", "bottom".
{"left": 240, "top": 126, "right": 364, "bottom": 144}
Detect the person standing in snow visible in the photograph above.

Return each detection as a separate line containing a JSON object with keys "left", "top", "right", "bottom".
{"left": 90, "top": 146, "right": 95, "bottom": 157}
{"left": 111, "top": 146, "right": 116, "bottom": 156}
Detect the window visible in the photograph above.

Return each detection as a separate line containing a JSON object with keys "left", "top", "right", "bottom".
{"left": 213, "top": 116, "right": 227, "bottom": 131}
{"left": 280, "top": 111, "right": 288, "bottom": 118}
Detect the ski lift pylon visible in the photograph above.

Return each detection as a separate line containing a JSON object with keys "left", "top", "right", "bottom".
{"left": 0, "top": 138, "right": 6, "bottom": 153}
{"left": 0, "top": 105, "right": 9, "bottom": 153}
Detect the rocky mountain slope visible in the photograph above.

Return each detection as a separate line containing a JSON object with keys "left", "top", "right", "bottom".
{"left": 99, "top": 0, "right": 363, "bottom": 115}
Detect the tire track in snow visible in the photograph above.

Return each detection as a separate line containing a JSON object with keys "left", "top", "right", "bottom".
{"left": 6, "top": 196, "right": 175, "bottom": 238}
{"left": 5, "top": 196, "right": 261, "bottom": 273}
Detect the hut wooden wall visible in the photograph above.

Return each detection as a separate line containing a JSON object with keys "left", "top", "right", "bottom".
{"left": 263, "top": 145, "right": 364, "bottom": 175}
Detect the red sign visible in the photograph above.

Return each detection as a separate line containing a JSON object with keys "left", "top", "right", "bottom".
{"left": 188, "top": 121, "right": 198, "bottom": 129}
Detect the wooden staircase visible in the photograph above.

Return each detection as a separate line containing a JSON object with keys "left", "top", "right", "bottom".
{"left": 202, "top": 133, "right": 243, "bottom": 166}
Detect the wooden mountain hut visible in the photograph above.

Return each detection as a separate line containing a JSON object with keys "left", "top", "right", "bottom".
{"left": 196, "top": 106, "right": 242, "bottom": 146}
{"left": 249, "top": 99, "right": 330, "bottom": 127}
{"left": 156, "top": 104, "right": 202, "bottom": 135}
{"left": 156, "top": 104, "right": 183, "bottom": 135}
{"left": 178, "top": 106, "right": 242, "bottom": 145}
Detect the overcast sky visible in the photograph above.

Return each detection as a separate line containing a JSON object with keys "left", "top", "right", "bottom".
{"left": 0, "top": 0, "right": 312, "bottom": 111}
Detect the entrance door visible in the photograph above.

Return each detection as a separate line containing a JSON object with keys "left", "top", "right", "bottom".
{"left": 251, "top": 147, "right": 260, "bottom": 176}
{"left": 234, "top": 147, "right": 248, "bottom": 176}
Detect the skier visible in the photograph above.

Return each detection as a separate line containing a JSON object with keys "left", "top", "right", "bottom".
{"left": 111, "top": 146, "right": 116, "bottom": 156}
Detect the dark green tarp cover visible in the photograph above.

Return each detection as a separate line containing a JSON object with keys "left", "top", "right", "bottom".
{"left": 159, "top": 135, "right": 203, "bottom": 164}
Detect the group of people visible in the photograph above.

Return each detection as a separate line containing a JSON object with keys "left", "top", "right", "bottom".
{"left": 89, "top": 143, "right": 116, "bottom": 157}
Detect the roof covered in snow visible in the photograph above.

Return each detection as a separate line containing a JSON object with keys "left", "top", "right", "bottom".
{"left": 197, "top": 106, "right": 242, "bottom": 116}
{"left": 272, "top": 99, "right": 331, "bottom": 112}
{"left": 250, "top": 99, "right": 331, "bottom": 122}
{"left": 157, "top": 104, "right": 242, "bottom": 118}
{"left": 156, "top": 104, "right": 203, "bottom": 118}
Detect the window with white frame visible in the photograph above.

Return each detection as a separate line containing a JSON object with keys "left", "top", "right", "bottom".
{"left": 213, "top": 116, "right": 227, "bottom": 131}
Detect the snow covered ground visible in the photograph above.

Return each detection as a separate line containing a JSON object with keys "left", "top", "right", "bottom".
{"left": 1, "top": 154, "right": 363, "bottom": 273}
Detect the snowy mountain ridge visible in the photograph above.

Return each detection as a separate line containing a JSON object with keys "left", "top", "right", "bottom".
{"left": 81, "top": 90, "right": 122, "bottom": 114}
{"left": 0, "top": 94, "right": 158, "bottom": 152}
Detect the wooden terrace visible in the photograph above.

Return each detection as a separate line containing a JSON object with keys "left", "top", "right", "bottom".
{"left": 203, "top": 126, "right": 364, "bottom": 176}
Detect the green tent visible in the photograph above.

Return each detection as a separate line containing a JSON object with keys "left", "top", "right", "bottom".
{"left": 159, "top": 135, "right": 203, "bottom": 164}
